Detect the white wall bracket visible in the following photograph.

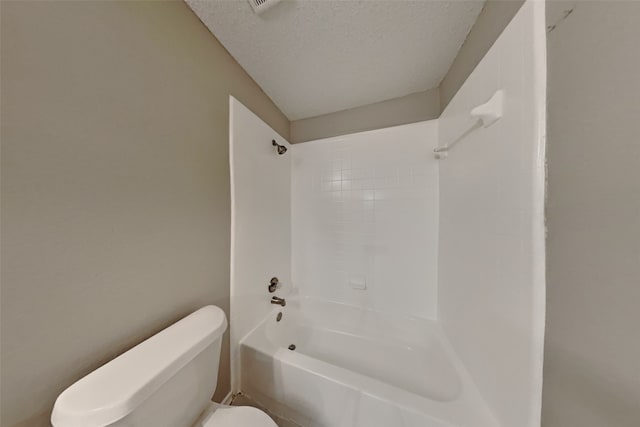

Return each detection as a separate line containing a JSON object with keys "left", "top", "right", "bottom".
{"left": 433, "top": 89, "right": 505, "bottom": 158}
{"left": 471, "top": 90, "right": 504, "bottom": 128}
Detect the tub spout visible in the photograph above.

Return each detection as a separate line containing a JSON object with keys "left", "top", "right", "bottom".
{"left": 271, "top": 296, "right": 286, "bottom": 307}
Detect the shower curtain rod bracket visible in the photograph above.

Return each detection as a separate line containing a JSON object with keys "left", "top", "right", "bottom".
{"left": 433, "top": 89, "right": 505, "bottom": 159}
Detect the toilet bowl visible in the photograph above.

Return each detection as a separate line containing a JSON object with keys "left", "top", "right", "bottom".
{"left": 197, "top": 404, "right": 277, "bottom": 427}
{"left": 51, "top": 306, "right": 276, "bottom": 427}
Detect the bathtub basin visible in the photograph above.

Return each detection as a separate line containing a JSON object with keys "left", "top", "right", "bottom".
{"left": 240, "top": 297, "right": 497, "bottom": 427}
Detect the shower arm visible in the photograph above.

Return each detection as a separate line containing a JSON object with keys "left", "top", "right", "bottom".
{"left": 272, "top": 139, "right": 287, "bottom": 155}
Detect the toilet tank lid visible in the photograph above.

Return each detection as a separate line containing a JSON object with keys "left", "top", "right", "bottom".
{"left": 51, "top": 305, "right": 227, "bottom": 427}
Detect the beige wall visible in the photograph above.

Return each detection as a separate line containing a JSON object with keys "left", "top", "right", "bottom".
{"left": 439, "top": 0, "right": 525, "bottom": 110}
{"left": 290, "top": 89, "right": 439, "bottom": 143}
{"left": 0, "top": 1, "right": 288, "bottom": 426}
{"left": 542, "top": 2, "right": 640, "bottom": 426}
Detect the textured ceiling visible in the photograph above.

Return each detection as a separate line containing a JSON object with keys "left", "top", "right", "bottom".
{"left": 186, "top": 0, "right": 484, "bottom": 120}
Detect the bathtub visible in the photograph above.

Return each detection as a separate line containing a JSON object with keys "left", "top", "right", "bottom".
{"left": 240, "top": 297, "right": 497, "bottom": 427}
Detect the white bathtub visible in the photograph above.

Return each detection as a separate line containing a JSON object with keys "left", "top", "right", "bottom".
{"left": 240, "top": 297, "right": 497, "bottom": 427}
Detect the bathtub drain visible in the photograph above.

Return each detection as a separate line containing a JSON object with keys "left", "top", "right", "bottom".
{"left": 288, "top": 344, "right": 296, "bottom": 351}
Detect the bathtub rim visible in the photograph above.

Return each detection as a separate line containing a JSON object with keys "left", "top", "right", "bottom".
{"left": 239, "top": 296, "right": 499, "bottom": 427}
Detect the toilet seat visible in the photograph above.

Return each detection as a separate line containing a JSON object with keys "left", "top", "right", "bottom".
{"left": 201, "top": 406, "right": 278, "bottom": 427}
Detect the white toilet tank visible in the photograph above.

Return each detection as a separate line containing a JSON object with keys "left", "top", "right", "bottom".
{"left": 51, "top": 306, "right": 228, "bottom": 427}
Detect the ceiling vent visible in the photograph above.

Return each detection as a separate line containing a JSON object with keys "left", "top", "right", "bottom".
{"left": 248, "top": 0, "right": 282, "bottom": 15}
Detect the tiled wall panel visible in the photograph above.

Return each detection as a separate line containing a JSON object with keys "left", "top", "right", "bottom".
{"left": 292, "top": 122, "right": 439, "bottom": 319}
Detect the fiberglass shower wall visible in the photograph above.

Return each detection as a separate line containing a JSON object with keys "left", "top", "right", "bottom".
{"left": 229, "top": 97, "right": 292, "bottom": 391}
{"left": 291, "top": 121, "right": 439, "bottom": 319}
{"left": 437, "top": 2, "right": 546, "bottom": 426}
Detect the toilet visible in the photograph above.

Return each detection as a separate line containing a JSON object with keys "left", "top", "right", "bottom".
{"left": 51, "top": 306, "right": 277, "bottom": 427}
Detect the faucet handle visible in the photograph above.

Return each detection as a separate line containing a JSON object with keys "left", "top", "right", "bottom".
{"left": 268, "top": 277, "right": 280, "bottom": 293}
{"left": 270, "top": 296, "right": 286, "bottom": 307}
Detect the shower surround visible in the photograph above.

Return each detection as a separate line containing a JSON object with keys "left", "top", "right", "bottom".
{"left": 230, "top": 2, "right": 546, "bottom": 426}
